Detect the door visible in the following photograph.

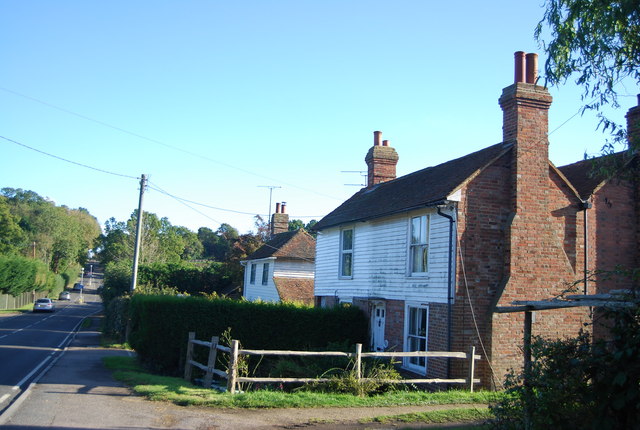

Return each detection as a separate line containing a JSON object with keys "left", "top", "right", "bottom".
{"left": 371, "top": 302, "right": 387, "bottom": 351}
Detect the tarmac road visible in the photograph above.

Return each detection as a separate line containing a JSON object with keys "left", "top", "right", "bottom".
{"left": 0, "top": 291, "right": 100, "bottom": 413}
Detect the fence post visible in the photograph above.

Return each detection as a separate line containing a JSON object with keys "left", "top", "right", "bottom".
{"left": 467, "top": 345, "right": 476, "bottom": 392}
{"left": 203, "top": 336, "right": 219, "bottom": 388}
{"left": 355, "top": 343, "right": 362, "bottom": 381}
{"left": 184, "top": 332, "right": 196, "bottom": 381}
{"left": 227, "top": 339, "right": 239, "bottom": 394}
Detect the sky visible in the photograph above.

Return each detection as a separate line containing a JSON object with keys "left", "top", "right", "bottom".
{"left": 1, "top": 1, "right": 638, "bottom": 235}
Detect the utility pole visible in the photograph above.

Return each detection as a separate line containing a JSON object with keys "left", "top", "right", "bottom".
{"left": 131, "top": 174, "right": 147, "bottom": 292}
{"left": 258, "top": 185, "right": 281, "bottom": 228}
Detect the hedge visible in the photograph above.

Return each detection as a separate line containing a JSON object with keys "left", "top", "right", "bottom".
{"left": 0, "top": 254, "right": 61, "bottom": 296}
{"left": 128, "top": 295, "right": 369, "bottom": 375}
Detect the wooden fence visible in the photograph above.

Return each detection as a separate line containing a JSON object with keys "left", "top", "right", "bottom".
{"left": 0, "top": 290, "right": 48, "bottom": 311}
{"left": 184, "top": 332, "right": 481, "bottom": 394}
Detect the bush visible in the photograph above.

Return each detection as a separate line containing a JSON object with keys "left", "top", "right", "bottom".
{"left": 0, "top": 254, "right": 59, "bottom": 295}
{"left": 490, "top": 300, "right": 640, "bottom": 430}
{"left": 127, "top": 295, "right": 369, "bottom": 375}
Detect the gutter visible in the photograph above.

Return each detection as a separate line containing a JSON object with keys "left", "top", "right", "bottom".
{"left": 436, "top": 203, "right": 456, "bottom": 380}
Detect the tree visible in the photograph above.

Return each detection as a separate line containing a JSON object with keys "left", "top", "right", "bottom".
{"left": 535, "top": 0, "right": 640, "bottom": 151}
{"left": 0, "top": 196, "right": 25, "bottom": 255}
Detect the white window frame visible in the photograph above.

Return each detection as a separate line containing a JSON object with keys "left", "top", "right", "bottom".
{"left": 249, "top": 263, "right": 256, "bottom": 284}
{"left": 339, "top": 228, "right": 354, "bottom": 279}
{"left": 261, "top": 263, "right": 270, "bottom": 285}
{"left": 403, "top": 303, "right": 429, "bottom": 374}
{"left": 408, "top": 214, "right": 430, "bottom": 275}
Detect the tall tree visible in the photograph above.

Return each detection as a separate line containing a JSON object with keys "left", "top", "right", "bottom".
{"left": 536, "top": 0, "right": 640, "bottom": 151}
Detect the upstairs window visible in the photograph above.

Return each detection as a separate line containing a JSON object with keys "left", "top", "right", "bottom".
{"left": 410, "top": 215, "right": 430, "bottom": 274}
{"left": 249, "top": 263, "right": 256, "bottom": 284}
{"left": 340, "top": 228, "right": 353, "bottom": 278}
{"left": 262, "top": 263, "right": 270, "bottom": 285}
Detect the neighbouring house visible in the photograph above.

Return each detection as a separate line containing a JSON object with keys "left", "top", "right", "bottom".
{"left": 313, "top": 51, "right": 640, "bottom": 388}
{"left": 242, "top": 203, "right": 316, "bottom": 304}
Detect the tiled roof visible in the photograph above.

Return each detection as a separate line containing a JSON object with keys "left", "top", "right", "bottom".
{"left": 273, "top": 277, "right": 314, "bottom": 304}
{"left": 558, "top": 152, "right": 632, "bottom": 200}
{"left": 246, "top": 229, "right": 315, "bottom": 261}
{"left": 314, "top": 142, "right": 513, "bottom": 230}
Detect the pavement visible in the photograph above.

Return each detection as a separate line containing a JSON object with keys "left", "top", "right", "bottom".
{"left": 0, "top": 315, "right": 228, "bottom": 429}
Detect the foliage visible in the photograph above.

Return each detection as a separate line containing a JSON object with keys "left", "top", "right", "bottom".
{"left": 0, "top": 188, "right": 100, "bottom": 274}
{"left": 0, "top": 254, "right": 61, "bottom": 295}
{"left": 100, "top": 260, "right": 132, "bottom": 308}
{"left": 103, "top": 295, "right": 131, "bottom": 343}
{"left": 300, "top": 359, "right": 402, "bottom": 397}
{"left": 535, "top": 0, "right": 640, "bottom": 152}
{"left": 137, "top": 261, "right": 238, "bottom": 296}
{"left": 127, "top": 295, "right": 368, "bottom": 375}
{"left": 490, "top": 299, "right": 640, "bottom": 430}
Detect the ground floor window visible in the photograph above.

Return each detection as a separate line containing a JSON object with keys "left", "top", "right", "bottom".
{"left": 404, "top": 304, "right": 428, "bottom": 373}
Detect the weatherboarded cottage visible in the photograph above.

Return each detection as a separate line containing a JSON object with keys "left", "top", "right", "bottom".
{"left": 313, "top": 52, "right": 640, "bottom": 388}
{"left": 242, "top": 203, "right": 316, "bottom": 304}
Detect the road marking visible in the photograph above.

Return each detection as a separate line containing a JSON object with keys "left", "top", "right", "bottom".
{"left": 15, "top": 355, "right": 52, "bottom": 388}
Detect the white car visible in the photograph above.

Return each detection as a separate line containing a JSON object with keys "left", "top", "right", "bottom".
{"left": 33, "top": 298, "right": 55, "bottom": 312}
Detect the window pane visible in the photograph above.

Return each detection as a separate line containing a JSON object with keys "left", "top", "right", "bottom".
{"left": 250, "top": 264, "right": 256, "bottom": 283}
{"left": 342, "top": 229, "right": 353, "bottom": 250}
{"left": 411, "top": 217, "right": 421, "bottom": 244}
{"left": 341, "top": 253, "right": 352, "bottom": 277}
{"left": 262, "top": 263, "right": 269, "bottom": 285}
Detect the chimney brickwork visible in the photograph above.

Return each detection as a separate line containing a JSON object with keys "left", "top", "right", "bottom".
{"left": 365, "top": 131, "right": 399, "bottom": 187}
{"left": 271, "top": 202, "right": 289, "bottom": 236}
{"left": 488, "top": 52, "right": 590, "bottom": 383}
{"left": 626, "top": 95, "right": 640, "bottom": 150}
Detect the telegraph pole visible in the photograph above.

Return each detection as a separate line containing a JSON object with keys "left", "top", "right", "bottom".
{"left": 131, "top": 174, "right": 147, "bottom": 292}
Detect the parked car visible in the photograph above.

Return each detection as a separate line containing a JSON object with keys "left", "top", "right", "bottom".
{"left": 33, "top": 298, "right": 55, "bottom": 312}
{"left": 59, "top": 291, "right": 71, "bottom": 301}
{"left": 73, "top": 283, "right": 84, "bottom": 291}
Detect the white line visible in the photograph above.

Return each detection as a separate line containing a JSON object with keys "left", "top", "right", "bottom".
{"left": 15, "top": 355, "right": 52, "bottom": 388}
{"left": 0, "top": 394, "right": 8, "bottom": 404}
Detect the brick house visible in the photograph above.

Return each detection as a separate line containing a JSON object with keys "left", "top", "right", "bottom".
{"left": 313, "top": 52, "right": 640, "bottom": 388}
{"left": 242, "top": 203, "right": 316, "bottom": 304}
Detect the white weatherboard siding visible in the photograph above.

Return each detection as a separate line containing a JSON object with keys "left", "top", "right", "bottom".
{"left": 273, "top": 260, "right": 315, "bottom": 278}
{"left": 314, "top": 209, "right": 454, "bottom": 303}
{"left": 243, "top": 259, "right": 280, "bottom": 302}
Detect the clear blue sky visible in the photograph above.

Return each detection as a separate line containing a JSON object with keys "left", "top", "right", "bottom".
{"left": 1, "top": 1, "right": 637, "bottom": 234}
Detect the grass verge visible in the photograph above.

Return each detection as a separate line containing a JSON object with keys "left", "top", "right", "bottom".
{"left": 0, "top": 303, "right": 34, "bottom": 314}
{"left": 362, "top": 406, "right": 493, "bottom": 426}
{"left": 103, "top": 356, "right": 501, "bottom": 409}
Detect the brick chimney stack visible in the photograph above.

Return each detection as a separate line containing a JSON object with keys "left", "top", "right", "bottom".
{"left": 271, "top": 202, "right": 289, "bottom": 236}
{"left": 365, "top": 131, "right": 399, "bottom": 188}
{"left": 626, "top": 94, "right": 640, "bottom": 150}
{"left": 499, "top": 51, "right": 553, "bottom": 216}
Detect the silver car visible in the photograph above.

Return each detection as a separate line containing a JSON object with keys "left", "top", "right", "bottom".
{"left": 59, "top": 291, "right": 71, "bottom": 301}
{"left": 33, "top": 298, "right": 55, "bottom": 312}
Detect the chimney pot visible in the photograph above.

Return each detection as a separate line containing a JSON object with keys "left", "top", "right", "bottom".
{"left": 281, "top": 203, "right": 286, "bottom": 214}
{"left": 373, "top": 131, "right": 382, "bottom": 146}
{"left": 514, "top": 51, "right": 526, "bottom": 83}
{"left": 526, "top": 53, "right": 538, "bottom": 84}
{"left": 382, "top": 139, "right": 389, "bottom": 147}
{"left": 275, "top": 202, "right": 281, "bottom": 214}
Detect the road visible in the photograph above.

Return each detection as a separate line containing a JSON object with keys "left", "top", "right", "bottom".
{"left": 0, "top": 275, "right": 102, "bottom": 414}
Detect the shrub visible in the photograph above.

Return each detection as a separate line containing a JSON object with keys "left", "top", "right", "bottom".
{"left": 490, "top": 300, "right": 640, "bottom": 430}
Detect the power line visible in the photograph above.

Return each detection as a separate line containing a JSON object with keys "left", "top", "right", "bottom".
{"left": 0, "top": 135, "right": 138, "bottom": 180}
{"left": 0, "top": 86, "right": 344, "bottom": 202}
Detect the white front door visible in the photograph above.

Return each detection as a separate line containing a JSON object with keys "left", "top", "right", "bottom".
{"left": 371, "top": 303, "right": 386, "bottom": 351}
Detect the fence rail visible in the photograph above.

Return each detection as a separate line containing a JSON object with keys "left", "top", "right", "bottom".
{"left": 184, "top": 332, "right": 481, "bottom": 394}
